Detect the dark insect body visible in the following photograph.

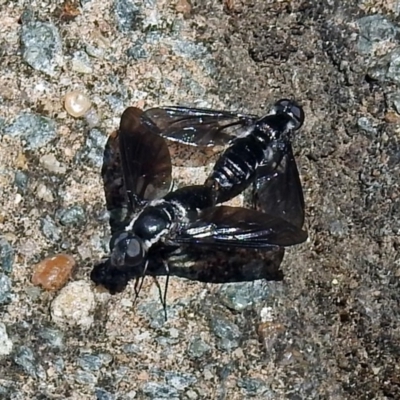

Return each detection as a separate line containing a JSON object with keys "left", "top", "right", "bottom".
{"left": 144, "top": 99, "right": 305, "bottom": 228}
{"left": 91, "top": 101, "right": 307, "bottom": 309}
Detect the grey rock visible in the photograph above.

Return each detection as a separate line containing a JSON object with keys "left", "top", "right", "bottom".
{"left": 187, "top": 337, "right": 211, "bottom": 359}
{"left": 357, "top": 15, "right": 398, "bottom": 54}
{"left": 386, "top": 91, "right": 400, "bottom": 114}
{"left": 328, "top": 220, "right": 348, "bottom": 237}
{"left": 127, "top": 41, "right": 148, "bottom": 60}
{"left": 95, "top": 388, "right": 115, "bottom": 400}
{"left": 357, "top": 116, "right": 377, "bottom": 137}
{"left": 0, "top": 386, "right": 9, "bottom": 397}
{"left": 74, "top": 369, "right": 97, "bottom": 385}
{"left": 165, "top": 371, "right": 197, "bottom": 391}
{"left": 78, "top": 128, "right": 107, "bottom": 168}
{"left": 20, "top": 21, "right": 63, "bottom": 76}
{"left": 113, "top": 0, "right": 141, "bottom": 32}
{"left": 138, "top": 300, "right": 172, "bottom": 329}
{"left": 180, "top": 76, "right": 206, "bottom": 98}
{"left": 144, "top": 31, "right": 163, "bottom": 45}
{"left": 85, "top": 44, "right": 105, "bottom": 59}
{"left": 38, "top": 327, "right": 64, "bottom": 349}
{"left": 0, "top": 238, "right": 14, "bottom": 274}
{"left": 19, "top": 8, "right": 34, "bottom": 24}
{"left": 40, "top": 216, "right": 61, "bottom": 243}
{"left": 4, "top": 113, "right": 57, "bottom": 150}
{"left": 90, "top": 234, "right": 110, "bottom": 254}
{"left": 14, "top": 170, "right": 29, "bottom": 194}
{"left": 71, "top": 50, "right": 93, "bottom": 74}
{"left": 368, "top": 47, "right": 400, "bottom": 85}
{"left": 0, "top": 323, "right": 13, "bottom": 356}
{"left": 218, "top": 281, "right": 268, "bottom": 312}
{"left": 78, "top": 353, "right": 113, "bottom": 371}
{"left": 53, "top": 356, "right": 65, "bottom": 373}
{"left": 237, "top": 378, "right": 271, "bottom": 396}
{"left": 141, "top": 382, "right": 179, "bottom": 398}
{"left": 56, "top": 205, "right": 86, "bottom": 226}
{"left": 171, "top": 39, "right": 208, "bottom": 60}
{"left": 106, "top": 94, "right": 125, "bottom": 114}
{"left": 14, "top": 346, "right": 47, "bottom": 380}
{"left": 0, "top": 274, "right": 12, "bottom": 304}
{"left": 209, "top": 312, "right": 241, "bottom": 350}
{"left": 123, "top": 343, "right": 142, "bottom": 354}
{"left": 113, "top": 366, "right": 129, "bottom": 383}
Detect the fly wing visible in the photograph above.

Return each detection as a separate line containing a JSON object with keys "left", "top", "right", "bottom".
{"left": 175, "top": 206, "right": 308, "bottom": 249}
{"left": 144, "top": 106, "right": 258, "bottom": 147}
{"left": 165, "top": 245, "right": 285, "bottom": 283}
{"left": 118, "top": 107, "right": 172, "bottom": 210}
{"left": 254, "top": 142, "right": 305, "bottom": 229}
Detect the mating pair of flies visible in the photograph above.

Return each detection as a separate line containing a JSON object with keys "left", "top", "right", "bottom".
{"left": 91, "top": 99, "right": 308, "bottom": 310}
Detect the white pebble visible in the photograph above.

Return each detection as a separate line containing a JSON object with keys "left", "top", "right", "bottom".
{"left": 64, "top": 91, "right": 92, "bottom": 118}
{"left": 51, "top": 280, "right": 95, "bottom": 330}
{"left": 40, "top": 154, "right": 66, "bottom": 174}
{"left": 36, "top": 183, "right": 54, "bottom": 202}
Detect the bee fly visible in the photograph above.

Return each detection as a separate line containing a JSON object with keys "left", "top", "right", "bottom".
{"left": 144, "top": 99, "right": 306, "bottom": 229}
{"left": 91, "top": 105, "right": 307, "bottom": 313}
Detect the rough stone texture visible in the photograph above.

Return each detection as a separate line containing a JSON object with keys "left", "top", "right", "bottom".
{"left": 0, "top": 0, "right": 399, "bottom": 399}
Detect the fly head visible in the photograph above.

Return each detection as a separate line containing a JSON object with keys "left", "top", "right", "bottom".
{"left": 110, "top": 231, "right": 146, "bottom": 272}
{"left": 271, "top": 99, "right": 304, "bottom": 130}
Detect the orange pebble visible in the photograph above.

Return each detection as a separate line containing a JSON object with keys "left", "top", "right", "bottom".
{"left": 32, "top": 254, "right": 76, "bottom": 291}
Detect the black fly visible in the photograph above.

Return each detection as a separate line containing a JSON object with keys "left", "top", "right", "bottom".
{"left": 91, "top": 104, "right": 307, "bottom": 313}
{"left": 144, "top": 99, "right": 305, "bottom": 228}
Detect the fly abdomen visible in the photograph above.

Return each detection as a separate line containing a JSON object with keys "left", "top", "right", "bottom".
{"left": 206, "top": 134, "right": 268, "bottom": 203}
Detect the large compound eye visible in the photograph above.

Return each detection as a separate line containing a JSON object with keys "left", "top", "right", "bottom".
{"left": 125, "top": 237, "right": 143, "bottom": 266}
{"left": 272, "top": 99, "right": 305, "bottom": 130}
{"left": 110, "top": 231, "right": 144, "bottom": 268}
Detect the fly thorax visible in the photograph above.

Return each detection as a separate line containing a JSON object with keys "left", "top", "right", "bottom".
{"left": 133, "top": 203, "right": 174, "bottom": 243}
{"left": 262, "top": 146, "right": 277, "bottom": 167}
{"left": 255, "top": 122, "right": 277, "bottom": 142}
{"left": 169, "top": 199, "right": 190, "bottom": 227}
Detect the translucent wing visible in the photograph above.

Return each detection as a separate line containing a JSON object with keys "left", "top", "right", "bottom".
{"left": 144, "top": 106, "right": 258, "bottom": 147}
{"left": 254, "top": 142, "right": 305, "bottom": 229}
{"left": 118, "top": 107, "right": 172, "bottom": 209}
{"left": 175, "top": 206, "right": 308, "bottom": 249}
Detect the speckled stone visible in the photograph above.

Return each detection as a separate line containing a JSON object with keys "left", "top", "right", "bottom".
{"left": 51, "top": 280, "right": 95, "bottom": 329}
{"left": 13, "top": 346, "right": 47, "bottom": 380}
{"left": 56, "top": 205, "right": 86, "bottom": 226}
{"left": 0, "top": 238, "right": 14, "bottom": 274}
{"left": 113, "top": 0, "right": 141, "bottom": 32}
{"left": 14, "top": 171, "right": 29, "bottom": 194}
{"left": 20, "top": 21, "right": 63, "bottom": 76}
{"left": 209, "top": 312, "right": 241, "bottom": 351}
{"left": 0, "top": 274, "right": 12, "bottom": 304}
{"left": 0, "top": 323, "right": 13, "bottom": 356}
{"left": 40, "top": 216, "right": 61, "bottom": 243}
{"left": 4, "top": 113, "right": 57, "bottom": 150}
{"left": 37, "top": 327, "right": 64, "bottom": 349}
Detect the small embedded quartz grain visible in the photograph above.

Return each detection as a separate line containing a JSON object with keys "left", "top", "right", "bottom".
{"left": 32, "top": 253, "right": 76, "bottom": 290}
{"left": 64, "top": 91, "right": 92, "bottom": 118}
